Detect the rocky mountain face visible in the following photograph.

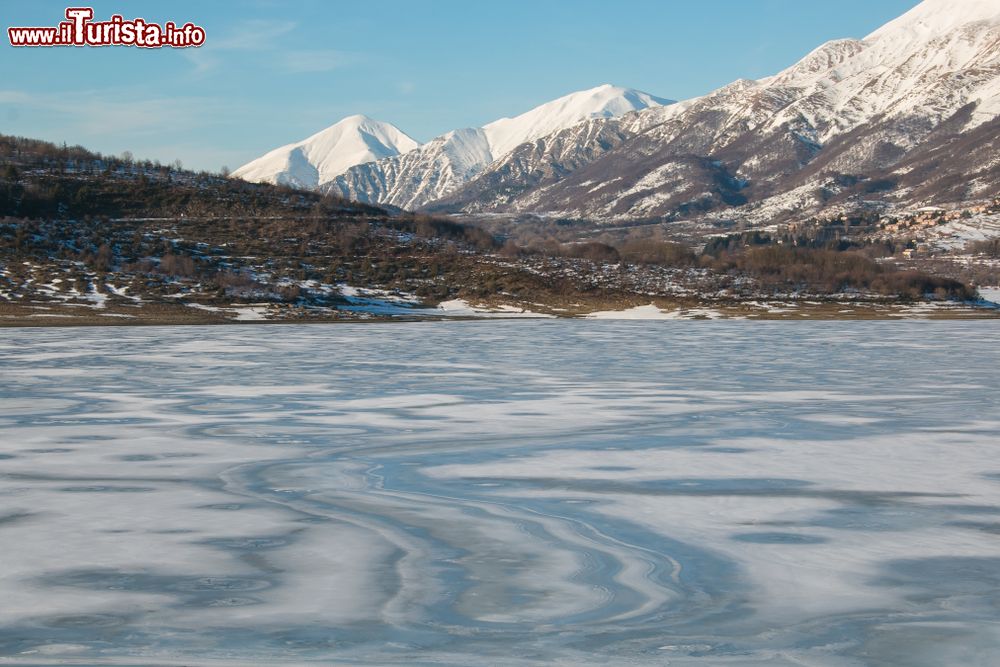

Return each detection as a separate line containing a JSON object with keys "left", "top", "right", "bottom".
{"left": 431, "top": 0, "right": 1000, "bottom": 222}
{"left": 324, "top": 85, "right": 672, "bottom": 209}
{"left": 325, "top": 127, "right": 494, "bottom": 210}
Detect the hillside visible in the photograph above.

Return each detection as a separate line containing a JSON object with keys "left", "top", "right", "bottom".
{"left": 0, "top": 134, "right": 995, "bottom": 325}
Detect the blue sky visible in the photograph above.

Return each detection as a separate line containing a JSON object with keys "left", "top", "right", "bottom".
{"left": 1, "top": 0, "right": 918, "bottom": 172}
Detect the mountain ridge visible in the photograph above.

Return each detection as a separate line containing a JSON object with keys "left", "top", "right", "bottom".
{"left": 236, "top": 0, "right": 1000, "bottom": 229}
{"left": 234, "top": 84, "right": 673, "bottom": 207}
{"left": 428, "top": 0, "right": 1000, "bottom": 222}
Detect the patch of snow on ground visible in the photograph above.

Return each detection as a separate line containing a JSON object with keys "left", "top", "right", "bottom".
{"left": 979, "top": 287, "right": 1000, "bottom": 306}
{"left": 918, "top": 214, "right": 1000, "bottom": 251}
{"left": 184, "top": 303, "right": 271, "bottom": 320}
{"left": 230, "top": 306, "right": 272, "bottom": 321}
{"left": 337, "top": 284, "right": 424, "bottom": 316}
{"left": 185, "top": 303, "right": 223, "bottom": 313}
{"left": 585, "top": 304, "right": 727, "bottom": 320}
{"left": 435, "top": 300, "right": 555, "bottom": 318}
{"left": 106, "top": 284, "right": 141, "bottom": 302}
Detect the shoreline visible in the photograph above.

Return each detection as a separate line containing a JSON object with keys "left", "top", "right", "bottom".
{"left": 2, "top": 298, "right": 998, "bottom": 327}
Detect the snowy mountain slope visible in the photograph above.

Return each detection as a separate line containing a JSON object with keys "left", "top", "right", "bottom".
{"left": 867, "top": 0, "right": 1000, "bottom": 41}
{"left": 427, "top": 116, "right": 640, "bottom": 214}
{"left": 324, "top": 85, "right": 672, "bottom": 208}
{"left": 434, "top": 0, "right": 1000, "bottom": 221}
{"left": 481, "top": 84, "right": 672, "bottom": 160}
{"left": 232, "top": 115, "right": 419, "bottom": 189}
{"left": 327, "top": 128, "right": 493, "bottom": 209}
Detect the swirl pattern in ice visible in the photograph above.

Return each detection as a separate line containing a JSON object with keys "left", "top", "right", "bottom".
{"left": 1, "top": 321, "right": 999, "bottom": 665}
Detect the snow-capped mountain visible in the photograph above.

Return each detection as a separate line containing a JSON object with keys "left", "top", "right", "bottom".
{"left": 232, "top": 115, "right": 419, "bottom": 189}
{"left": 433, "top": 0, "right": 1000, "bottom": 220}
{"left": 480, "top": 84, "right": 671, "bottom": 161}
{"left": 327, "top": 128, "right": 494, "bottom": 210}
{"left": 237, "top": 0, "right": 1000, "bottom": 224}
{"left": 318, "top": 85, "right": 671, "bottom": 209}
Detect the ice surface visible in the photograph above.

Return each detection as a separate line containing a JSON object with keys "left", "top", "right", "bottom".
{"left": 1, "top": 321, "right": 1000, "bottom": 665}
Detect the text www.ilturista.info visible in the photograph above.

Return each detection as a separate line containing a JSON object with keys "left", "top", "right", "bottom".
{"left": 8, "top": 7, "right": 206, "bottom": 48}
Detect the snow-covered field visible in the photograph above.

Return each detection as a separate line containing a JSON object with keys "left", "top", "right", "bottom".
{"left": 917, "top": 214, "right": 1000, "bottom": 252}
{"left": 2, "top": 322, "right": 1000, "bottom": 665}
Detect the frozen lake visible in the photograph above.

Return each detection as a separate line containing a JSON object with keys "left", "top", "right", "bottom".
{"left": 2, "top": 321, "right": 1000, "bottom": 666}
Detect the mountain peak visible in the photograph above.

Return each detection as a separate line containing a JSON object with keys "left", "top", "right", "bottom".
{"left": 338, "top": 113, "right": 374, "bottom": 125}
{"left": 396, "top": 0, "right": 1000, "bottom": 221}
{"left": 233, "top": 115, "right": 418, "bottom": 189}
{"left": 481, "top": 84, "right": 673, "bottom": 160}
{"left": 867, "top": 0, "right": 1000, "bottom": 41}
{"left": 306, "top": 115, "right": 414, "bottom": 145}
{"left": 237, "top": 84, "right": 672, "bottom": 199}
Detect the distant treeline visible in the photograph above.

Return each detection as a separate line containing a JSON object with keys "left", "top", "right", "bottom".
{"left": 0, "top": 134, "right": 383, "bottom": 221}
{"left": 707, "top": 245, "right": 971, "bottom": 299}
{"left": 502, "top": 230, "right": 972, "bottom": 299}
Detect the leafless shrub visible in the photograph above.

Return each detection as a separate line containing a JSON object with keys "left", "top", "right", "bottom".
{"left": 158, "top": 253, "right": 196, "bottom": 277}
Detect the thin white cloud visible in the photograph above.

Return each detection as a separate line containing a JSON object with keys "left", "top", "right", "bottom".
{"left": 0, "top": 88, "right": 251, "bottom": 170}
{"left": 210, "top": 19, "right": 298, "bottom": 50}
{"left": 0, "top": 90, "right": 34, "bottom": 104}
{"left": 181, "top": 19, "right": 298, "bottom": 74}
{"left": 181, "top": 21, "right": 367, "bottom": 75}
{"left": 281, "top": 50, "right": 362, "bottom": 73}
{"left": 180, "top": 50, "right": 219, "bottom": 75}
{"left": 0, "top": 89, "right": 228, "bottom": 137}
